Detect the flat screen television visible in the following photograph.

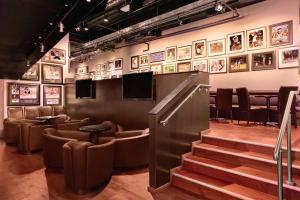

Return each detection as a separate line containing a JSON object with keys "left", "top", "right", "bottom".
{"left": 122, "top": 72, "right": 154, "bottom": 100}
{"left": 75, "top": 79, "right": 96, "bottom": 99}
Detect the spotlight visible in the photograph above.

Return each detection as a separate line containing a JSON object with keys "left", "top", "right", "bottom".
{"left": 104, "top": 18, "right": 109, "bottom": 23}
{"left": 26, "top": 60, "right": 30, "bottom": 67}
{"left": 215, "top": 2, "right": 224, "bottom": 12}
{"left": 75, "top": 26, "right": 81, "bottom": 31}
{"left": 40, "top": 43, "right": 45, "bottom": 53}
{"left": 59, "top": 22, "right": 64, "bottom": 33}
{"left": 84, "top": 27, "right": 89, "bottom": 31}
{"left": 49, "top": 22, "right": 53, "bottom": 26}
{"left": 177, "top": 16, "right": 183, "bottom": 25}
{"left": 86, "top": 0, "right": 91, "bottom": 2}
{"left": 64, "top": 4, "right": 68, "bottom": 7}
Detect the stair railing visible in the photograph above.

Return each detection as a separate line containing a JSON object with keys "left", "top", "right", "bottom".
{"left": 273, "top": 90, "right": 298, "bottom": 200}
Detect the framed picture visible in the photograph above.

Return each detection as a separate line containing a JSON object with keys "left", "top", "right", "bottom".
{"left": 177, "top": 45, "right": 192, "bottom": 61}
{"left": 228, "top": 54, "right": 249, "bottom": 73}
{"left": 115, "top": 58, "right": 123, "bottom": 70}
{"left": 209, "top": 57, "right": 227, "bottom": 74}
{"left": 131, "top": 56, "right": 139, "bottom": 70}
{"left": 107, "top": 61, "right": 115, "bottom": 71}
{"left": 193, "top": 39, "right": 207, "bottom": 58}
{"left": 269, "top": 20, "right": 293, "bottom": 46}
{"left": 246, "top": 27, "right": 267, "bottom": 50}
{"left": 95, "top": 63, "right": 106, "bottom": 75}
{"left": 166, "top": 46, "right": 177, "bottom": 62}
{"left": 42, "top": 48, "right": 66, "bottom": 64}
{"left": 227, "top": 31, "right": 244, "bottom": 54}
{"left": 7, "top": 83, "right": 40, "bottom": 106}
{"left": 139, "top": 54, "right": 149, "bottom": 66}
{"left": 208, "top": 39, "right": 226, "bottom": 57}
{"left": 22, "top": 63, "right": 40, "bottom": 81}
{"left": 42, "top": 64, "right": 63, "bottom": 84}
{"left": 177, "top": 62, "right": 191, "bottom": 72}
{"left": 192, "top": 60, "right": 208, "bottom": 72}
{"left": 278, "top": 46, "right": 299, "bottom": 69}
{"left": 251, "top": 51, "right": 276, "bottom": 71}
{"left": 150, "top": 63, "right": 163, "bottom": 74}
{"left": 75, "top": 65, "right": 89, "bottom": 75}
{"left": 164, "top": 63, "right": 176, "bottom": 74}
{"left": 43, "top": 85, "right": 62, "bottom": 106}
{"left": 150, "top": 51, "right": 165, "bottom": 63}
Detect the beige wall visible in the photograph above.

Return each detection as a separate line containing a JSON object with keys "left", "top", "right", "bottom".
{"left": 71, "top": 0, "right": 300, "bottom": 91}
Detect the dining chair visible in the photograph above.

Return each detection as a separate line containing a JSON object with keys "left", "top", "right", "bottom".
{"left": 215, "top": 88, "right": 233, "bottom": 121}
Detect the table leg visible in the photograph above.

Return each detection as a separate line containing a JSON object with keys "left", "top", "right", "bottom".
{"left": 89, "top": 132, "right": 99, "bottom": 144}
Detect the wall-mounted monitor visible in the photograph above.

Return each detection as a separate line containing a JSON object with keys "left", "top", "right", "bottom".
{"left": 75, "top": 79, "right": 96, "bottom": 99}
{"left": 122, "top": 72, "right": 154, "bottom": 100}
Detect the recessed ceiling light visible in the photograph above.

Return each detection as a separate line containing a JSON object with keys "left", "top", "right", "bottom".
{"left": 104, "top": 18, "right": 109, "bottom": 23}
{"left": 215, "top": 2, "right": 224, "bottom": 12}
{"left": 84, "top": 27, "right": 89, "bottom": 31}
{"left": 49, "top": 22, "right": 53, "bottom": 26}
{"left": 64, "top": 4, "right": 68, "bottom": 7}
{"left": 86, "top": 0, "right": 91, "bottom": 2}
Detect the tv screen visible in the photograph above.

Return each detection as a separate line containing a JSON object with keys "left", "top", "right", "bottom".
{"left": 122, "top": 72, "right": 154, "bottom": 100}
{"left": 75, "top": 79, "right": 95, "bottom": 99}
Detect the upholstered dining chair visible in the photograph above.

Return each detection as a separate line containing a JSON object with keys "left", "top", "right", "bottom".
{"left": 215, "top": 88, "right": 233, "bottom": 121}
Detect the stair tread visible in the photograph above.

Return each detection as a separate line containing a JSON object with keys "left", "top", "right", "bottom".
{"left": 153, "top": 186, "right": 208, "bottom": 200}
{"left": 174, "top": 169, "right": 277, "bottom": 200}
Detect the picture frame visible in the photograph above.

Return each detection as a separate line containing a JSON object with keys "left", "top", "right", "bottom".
{"left": 95, "top": 63, "right": 106, "bottom": 75}
{"left": 251, "top": 51, "right": 276, "bottom": 71}
{"left": 139, "top": 54, "right": 149, "bottom": 66}
{"left": 246, "top": 27, "right": 267, "bottom": 51}
{"left": 114, "top": 58, "right": 123, "bottom": 70}
{"left": 177, "top": 45, "right": 192, "bottom": 61}
{"left": 192, "top": 60, "right": 208, "bottom": 72}
{"left": 7, "top": 83, "right": 40, "bottom": 106}
{"left": 227, "top": 31, "right": 244, "bottom": 54}
{"left": 150, "top": 63, "right": 163, "bottom": 74}
{"left": 209, "top": 57, "right": 227, "bottom": 74}
{"left": 208, "top": 39, "right": 226, "bottom": 57}
{"left": 150, "top": 51, "right": 165, "bottom": 63}
{"left": 131, "top": 56, "right": 139, "bottom": 70}
{"left": 177, "top": 61, "right": 191, "bottom": 72}
{"left": 42, "top": 48, "right": 66, "bottom": 64}
{"left": 228, "top": 54, "right": 249, "bottom": 73}
{"left": 21, "top": 63, "right": 40, "bottom": 81}
{"left": 166, "top": 46, "right": 177, "bottom": 62}
{"left": 75, "top": 65, "right": 89, "bottom": 75}
{"left": 43, "top": 85, "right": 62, "bottom": 106}
{"left": 107, "top": 60, "right": 115, "bottom": 71}
{"left": 278, "top": 46, "right": 298, "bottom": 69}
{"left": 193, "top": 39, "right": 207, "bottom": 58}
{"left": 269, "top": 20, "right": 293, "bottom": 46}
{"left": 42, "top": 64, "right": 63, "bottom": 84}
{"left": 163, "top": 63, "right": 177, "bottom": 74}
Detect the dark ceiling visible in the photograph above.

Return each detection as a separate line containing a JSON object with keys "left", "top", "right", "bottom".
{"left": 0, "top": 0, "right": 107, "bottom": 79}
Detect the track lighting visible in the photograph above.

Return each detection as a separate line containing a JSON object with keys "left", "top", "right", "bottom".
{"left": 59, "top": 22, "right": 64, "bottom": 32}
{"left": 75, "top": 26, "right": 81, "bottom": 32}
{"left": 40, "top": 43, "right": 45, "bottom": 53}
{"left": 104, "top": 18, "right": 109, "bottom": 23}
{"left": 26, "top": 60, "right": 30, "bottom": 67}
{"left": 84, "top": 27, "right": 89, "bottom": 31}
{"left": 215, "top": 1, "right": 224, "bottom": 12}
{"left": 177, "top": 16, "right": 183, "bottom": 25}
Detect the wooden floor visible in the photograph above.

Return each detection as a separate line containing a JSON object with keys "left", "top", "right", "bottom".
{"left": 1, "top": 121, "right": 300, "bottom": 200}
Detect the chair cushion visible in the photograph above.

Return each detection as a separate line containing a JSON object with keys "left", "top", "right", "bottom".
{"left": 7, "top": 107, "right": 23, "bottom": 119}
{"left": 39, "top": 106, "right": 52, "bottom": 116}
{"left": 24, "top": 107, "right": 39, "bottom": 120}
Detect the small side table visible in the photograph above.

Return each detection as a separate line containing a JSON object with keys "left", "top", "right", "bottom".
{"left": 80, "top": 124, "right": 111, "bottom": 144}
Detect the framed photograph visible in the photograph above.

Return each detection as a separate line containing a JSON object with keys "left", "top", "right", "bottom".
{"left": 177, "top": 45, "right": 192, "bottom": 61}
{"left": 278, "top": 46, "right": 298, "bottom": 69}
{"left": 227, "top": 31, "right": 244, "bottom": 54}
{"left": 75, "top": 65, "right": 89, "bottom": 75}
{"left": 139, "top": 54, "right": 149, "bottom": 66}
{"left": 252, "top": 51, "right": 276, "bottom": 71}
{"left": 163, "top": 63, "right": 176, "bottom": 74}
{"left": 95, "top": 63, "right": 106, "bottom": 75}
{"left": 246, "top": 27, "right": 267, "bottom": 50}
{"left": 177, "top": 62, "right": 191, "bottom": 72}
{"left": 42, "top": 64, "right": 63, "bottom": 84}
{"left": 43, "top": 85, "right": 62, "bottom": 106}
{"left": 42, "top": 48, "right": 66, "bottom": 64}
{"left": 269, "top": 20, "right": 293, "bottom": 46}
{"left": 228, "top": 54, "right": 249, "bottom": 73}
{"left": 192, "top": 60, "right": 208, "bottom": 72}
{"left": 166, "top": 46, "right": 177, "bottom": 62}
{"left": 131, "top": 56, "right": 139, "bottom": 70}
{"left": 115, "top": 59, "right": 123, "bottom": 70}
{"left": 150, "top": 51, "right": 165, "bottom": 63}
{"left": 208, "top": 39, "right": 226, "bottom": 57}
{"left": 193, "top": 39, "right": 207, "bottom": 58}
{"left": 209, "top": 57, "right": 227, "bottom": 74}
{"left": 150, "top": 63, "right": 163, "bottom": 74}
{"left": 7, "top": 83, "right": 40, "bottom": 106}
{"left": 22, "top": 63, "right": 40, "bottom": 81}
{"left": 107, "top": 60, "right": 115, "bottom": 71}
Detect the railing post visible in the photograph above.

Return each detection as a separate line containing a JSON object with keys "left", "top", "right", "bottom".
{"left": 277, "top": 150, "right": 283, "bottom": 200}
{"left": 286, "top": 113, "right": 295, "bottom": 186}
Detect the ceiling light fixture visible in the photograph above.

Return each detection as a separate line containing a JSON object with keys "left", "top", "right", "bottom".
{"left": 120, "top": 4, "right": 130, "bottom": 12}
{"left": 84, "top": 27, "right": 89, "bottom": 31}
{"left": 26, "top": 60, "right": 30, "bottom": 67}
{"left": 86, "top": 0, "right": 91, "bottom": 2}
{"left": 215, "top": 1, "right": 224, "bottom": 12}
{"left": 75, "top": 26, "right": 81, "bottom": 32}
{"left": 59, "top": 22, "right": 64, "bottom": 32}
{"left": 40, "top": 43, "right": 45, "bottom": 53}
{"left": 104, "top": 18, "right": 109, "bottom": 23}
{"left": 177, "top": 16, "right": 183, "bottom": 25}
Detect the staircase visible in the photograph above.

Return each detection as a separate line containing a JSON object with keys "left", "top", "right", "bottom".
{"left": 155, "top": 134, "right": 300, "bottom": 200}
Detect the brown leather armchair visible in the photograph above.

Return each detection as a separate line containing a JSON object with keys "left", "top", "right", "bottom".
{"left": 56, "top": 118, "right": 90, "bottom": 130}
{"left": 99, "top": 121, "right": 123, "bottom": 137}
{"left": 63, "top": 137, "right": 115, "bottom": 193}
{"left": 114, "top": 128, "right": 149, "bottom": 168}
{"left": 24, "top": 107, "right": 40, "bottom": 120}
{"left": 43, "top": 128, "right": 90, "bottom": 168}
{"left": 3, "top": 107, "right": 24, "bottom": 144}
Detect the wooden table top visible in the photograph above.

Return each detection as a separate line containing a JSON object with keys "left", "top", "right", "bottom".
{"left": 210, "top": 90, "right": 279, "bottom": 95}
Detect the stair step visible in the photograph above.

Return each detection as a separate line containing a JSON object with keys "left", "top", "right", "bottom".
{"left": 183, "top": 155, "right": 300, "bottom": 198}
{"left": 172, "top": 169, "right": 277, "bottom": 200}
{"left": 193, "top": 143, "right": 300, "bottom": 175}
{"left": 152, "top": 185, "right": 207, "bottom": 200}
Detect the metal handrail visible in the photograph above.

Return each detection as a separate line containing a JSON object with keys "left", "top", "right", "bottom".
{"left": 273, "top": 90, "right": 298, "bottom": 200}
{"left": 160, "top": 83, "right": 211, "bottom": 126}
